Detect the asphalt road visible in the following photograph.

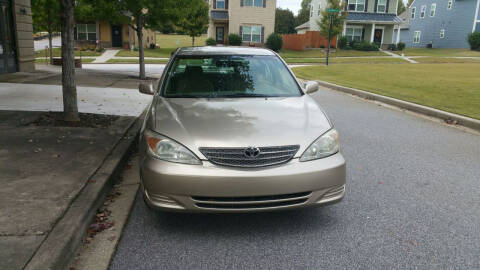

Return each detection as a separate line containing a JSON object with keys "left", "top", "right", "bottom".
{"left": 110, "top": 87, "right": 480, "bottom": 270}
{"left": 34, "top": 36, "right": 61, "bottom": 51}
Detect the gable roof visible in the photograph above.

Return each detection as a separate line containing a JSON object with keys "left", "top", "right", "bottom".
{"left": 295, "top": 21, "right": 310, "bottom": 30}
{"left": 347, "top": 12, "right": 403, "bottom": 24}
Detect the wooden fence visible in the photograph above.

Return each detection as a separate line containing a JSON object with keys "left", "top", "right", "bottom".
{"left": 282, "top": 31, "right": 337, "bottom": 51}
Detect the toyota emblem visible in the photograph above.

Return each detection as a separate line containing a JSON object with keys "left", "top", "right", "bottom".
{"left": 244, "top": 147, "right": 261, "bottom": 158}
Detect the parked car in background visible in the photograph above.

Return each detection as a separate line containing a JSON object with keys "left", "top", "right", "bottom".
{"left": 138, "top": 46, "right": 346, "bottom": 212}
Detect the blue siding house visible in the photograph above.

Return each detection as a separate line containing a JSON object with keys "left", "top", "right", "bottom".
{"left": 399, "top": 0, "right": 480, "bottom": 48}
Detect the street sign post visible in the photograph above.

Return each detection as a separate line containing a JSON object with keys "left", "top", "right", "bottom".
{"left": 325, "top": 8, "right": 339, "bottom": 66}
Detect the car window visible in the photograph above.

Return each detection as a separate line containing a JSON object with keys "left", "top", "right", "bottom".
{"left": 162, "top": 55, "right": 302, "bottom": 98}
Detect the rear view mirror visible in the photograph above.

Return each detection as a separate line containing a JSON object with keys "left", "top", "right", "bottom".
{"left": 305, "top": 81, "right": 319, "bottom": 94}
{"left": 139, "top": 83, "right": 154, "bottom": 95}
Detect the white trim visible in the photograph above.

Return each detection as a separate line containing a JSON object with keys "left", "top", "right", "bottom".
{"left": 413, "top": 31, "right": 421, "bottom": 43}
{"left": 375, "top": 26, "right": 385, "bottom": 44}
{"left": 420, "top": 5, "right": 426, "bottom": 18}
{"left": 376, "top": 0, "right": 387, "bottom": 13}
{"left": 370, "top": 23, "right": 375, "bottom": 43}
{"left": 411, "top": 7, "right": 416, "bottom": 19}
{"left": 395, "top": 0, "right": 398, "bottom": 14}
{"left": 447, "top": 0, "right": 453, "bottom": 10}
{"left": 440, "top": 29, "right": 445, "bottom": 39}
{"left": 396, "top": 26, "right": 401, "bottom": 44}
{"left": 474, "top": 0, "right": 480, "bottom": 33}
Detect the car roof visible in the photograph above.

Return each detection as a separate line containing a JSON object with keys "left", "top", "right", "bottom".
{"left": 176, "top": 46, "right": 276, "bottom": 56}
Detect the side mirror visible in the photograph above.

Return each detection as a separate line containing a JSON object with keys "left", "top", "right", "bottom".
{"left": 305, "top": 81, "right": 319, "bottom": 94}
{"left": 139, "top": 82, "right": 154, "bottom": 95}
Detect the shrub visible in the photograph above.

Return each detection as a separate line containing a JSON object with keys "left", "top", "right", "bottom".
{"left": 227, "top": 34, "right": 242, "bottom": 46}
{"left": 96, "top": 47, "right": 105, "bottom": 53}
{"left": 338, "top": 36, "right": 348, "bottom": 49}
{"left": 467, "top": 32, "right": 480, "bottom": 50}
{"left": 265, "top": 33, "right": 283, "bottom": 52}
{"left": 397, "top": 42, "right": 406, "bottom": 51}
{"left": 388, "top": 44, "right": 397, "bottom": 51}
{"left": 343, "top": 45, "right": 352, "bottom": 50}
{"left": 206, "top": 38, "right": 217, "bottom": 46}
{"left": 133, "top": 47, "right": 139, "bottom": 51}
{"left": 352, "top": 41, "right": 379, "bottom": 51}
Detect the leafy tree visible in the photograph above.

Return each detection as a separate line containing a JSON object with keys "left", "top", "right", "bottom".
{"left": 177, "top": 0, "right": 209, "bottom": 46}
{"left": 318, "top": 0, "right": 347, "bottom": 38}
{"left": 294, "top": 0, "right": 311, "bottom": 27}
{"left": 275, "top": 8, "right": 296, "bottom": 34}
{"left": 60, "top": 0, "right": 79, "bottom": 121}
{"left": 32, "top": 0, "right": 61, "bottom": 64}
{"left": 397, "top": 0, "right": 406, "bottom": 15}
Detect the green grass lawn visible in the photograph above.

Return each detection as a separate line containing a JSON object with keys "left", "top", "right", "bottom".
{"left": 284, "top": 57, "right": 407, "bottom": 64}
{"left": 107, "top": 58, "right": 169, "bottom": 64}
{"left": 35, "top": 58, "right": 95, "bottom": 63}
{"left": 292, "top": 63, "right": 480, "bottom": 119}
{"left": 35, "top": 48, "right": 102, "bottom": 57}
{"left": 397, "top": 48, "right": 480, "bottom": 57}
{"left": 116, "top": 48, "right": 175, "bottom": 58}
{"left": 413, "top": 57, "right": 480, "bottom": 63}
{"left": 155, "top": 34, "right": 208, "bottom": 48}
{"left": 280, "top": 49, "right": 387, "bottom": 58}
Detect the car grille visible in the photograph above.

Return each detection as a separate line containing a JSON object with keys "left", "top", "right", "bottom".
{"left": 192, "top": 192, "right": 311, "bottom": 209}
{"left": 199, "top": 145, "right": 300, "bottom": 168}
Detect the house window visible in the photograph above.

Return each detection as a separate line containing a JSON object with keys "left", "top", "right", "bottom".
{"left": 420, "top": 5, "right": 426, "bottom": 18}
{"left": 310, "top": 4, "right": 313, "bottom": 17}
{"left": 244, "top": 0, "right": 263, "bottom": 7}
{"left": 447, "top": 0, "right": 453, "bottom": 9}
{"left": 440, "top": 29, "right": 445, "bottom": 38}
{"left": 476, "top": 22, "right": 480, "bottom": 32}
{"left": 430, "top": 3, "right": 436, "bottom": 17}
{"left": 413, "top": 31, "right": 421, "bottom": 43}
{"left": 377, "top": 0, "right": 387, "bottom": 13}
{"left": 318, "top": 4, "right": 322, "bottom": 15}
{"left": 345, "top": 27, "right": 363, "bottom": 42}
{"left": 411, "top": 7, "right": 416, "bottom": 19}
{"left": 217, "top": 0, "right": 225, "bottom": 9}
{"left": 348, "top": 0, "right": 365, "bottom": 12}
{"left": 76, "top": 24, "right": 96, "bottom": 41}
{"left": 242, "top": 25, "right": 262, "bottom": 43}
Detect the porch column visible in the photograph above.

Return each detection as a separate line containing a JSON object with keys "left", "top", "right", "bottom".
{"left": 370, "top": 23, "right": 375, "bottom": 42}
{"left": 342, "top": 22, "right": 347, "bottom": 35}
{"left": 396, "top": 26, "right": 401, "bottom": 44}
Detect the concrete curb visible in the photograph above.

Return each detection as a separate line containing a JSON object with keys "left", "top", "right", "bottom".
{"left": 24, "top": 112, "right": 145, "bottom": 270}
{"left": 316, "top": 80, "right": 480, "bottom": 132}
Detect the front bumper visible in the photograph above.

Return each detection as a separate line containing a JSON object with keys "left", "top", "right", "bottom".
{"left": 140, "top": 153, "right": 346, "bottom": 212}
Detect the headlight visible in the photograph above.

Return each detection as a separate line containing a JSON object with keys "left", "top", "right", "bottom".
{"left": 145, "top": 130, "right": 201, "bottom": 165}
{"left": 300, "top": 129, "right": 339, "bottom": 162}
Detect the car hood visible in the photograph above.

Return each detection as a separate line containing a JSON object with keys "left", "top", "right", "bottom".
{"left": 151, "top": 96, "right": 332, "bottom": 159}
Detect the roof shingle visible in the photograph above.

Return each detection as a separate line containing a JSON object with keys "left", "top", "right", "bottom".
{"left": 347, "top": 12, "right": 402, "bottom": 23}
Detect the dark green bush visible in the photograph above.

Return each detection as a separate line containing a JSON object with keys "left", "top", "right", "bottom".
{"left": 227, "top": 34, "right": 242, "bottom": 46}
{"left": 352, "top": 41, "right": 379, "bottom": 51}
{"left": 467, "top": 32, "right": 480, "bottom": 50}
{"left": 266, "top": 33, "right": 283, "bottom": 52}
{"left": 343, "top": 45, "right": 352, "bottom": 50}
{"left": 206, "top": 38, "right": 217, "bottom": 46}
{"left": 397, "top": 42, "right": 406, "bottom": 51}
{"left": 338, "top": 36, "right": 348, "bottom": 49}
{"left": 388, "top": 44, "right": 397, "bottom": 51}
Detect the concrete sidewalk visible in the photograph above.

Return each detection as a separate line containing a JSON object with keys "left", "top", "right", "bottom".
{"left": 93, "top": 50, "right": 120, "bottom": 64}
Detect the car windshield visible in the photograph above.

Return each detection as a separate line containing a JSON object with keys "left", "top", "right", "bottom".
{"left": 162, "top": 55, "right": 302, "bottom": 98}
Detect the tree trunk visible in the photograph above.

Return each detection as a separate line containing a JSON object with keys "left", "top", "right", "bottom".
{"left": 192, "top": 36, "right": 195, "bottom": 46}
{"left": 48, "top": 31, "right": 53, "bottom": 65}
{"left": 60, "top": 0, "right": 79, "bottom": 121}
{"left": 136, "top": 16, "right": 146, "bottom": 80}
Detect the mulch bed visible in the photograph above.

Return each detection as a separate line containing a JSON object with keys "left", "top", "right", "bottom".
{"left": 24, "top": 112, "right": 119, "bottom": 128}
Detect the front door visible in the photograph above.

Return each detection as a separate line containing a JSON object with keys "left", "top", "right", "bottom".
{"left": 0, "top": 0, "right": 17, "bottom": 74}
{"left": 216, "top": 27, "right": 224, "bottom": 44}
{"left": 111, "top": 25, "right": 123, "bottom": 47}
{"left": 374, "top": 29, "right": 383, "bottom": 44}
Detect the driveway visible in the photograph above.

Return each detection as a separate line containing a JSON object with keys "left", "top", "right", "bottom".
{"left": 109, "top": 87, "right": 480, "bottom": 269}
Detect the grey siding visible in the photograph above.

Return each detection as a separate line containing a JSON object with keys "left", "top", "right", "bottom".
{"left": 401, "top": 0, "right": 479, "bottom": 48}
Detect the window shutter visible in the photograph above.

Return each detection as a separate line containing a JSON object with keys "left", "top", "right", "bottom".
{"left": 374, "top": 0, "right": 378, "bottom": 12}
{"left": 263, "top": 0, "right": 266, "bottom": 8}
{"left": 344, "top": 0, "right": 348, "bottom": 11}
{"left": 261, "top": 27, "right": 265, "bottom": 43}
{"left": 386, "top": 0, "right": 389, "bottom": 13}
{"left": 226, "top": 0, "right": 229, "bottom": 9}
{"left": 361, "top": 28, "right": 365, "bottom": 40}
{"left": 239, "top": 26, "right": 243, "bottom": 38}
{"left": 365, "top": 0, "right": 368, "bottom": 12}
{"left": 213, "top": 0, "right": 216, "bottom": 9}
{"left": 74, "top": 27, "right": 77, "bottom": 40}
{"left": 240, "top": 0, "right": 244, "bottom": 7}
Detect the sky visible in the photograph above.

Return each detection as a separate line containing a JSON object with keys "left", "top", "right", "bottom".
{"left": 277, "top": 0, "right": 408, "bottom": 15}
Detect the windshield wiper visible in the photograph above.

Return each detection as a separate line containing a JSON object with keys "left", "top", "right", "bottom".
{"left": 222, "top": 93, "right": 275, "bottom": 98}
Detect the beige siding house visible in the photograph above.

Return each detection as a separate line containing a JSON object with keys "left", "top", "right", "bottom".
{"left": 75, "top": 21, "right": 156, "bottom": 49}
{"left": 206, "top": 0, "right": 276, "bottom": 45}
